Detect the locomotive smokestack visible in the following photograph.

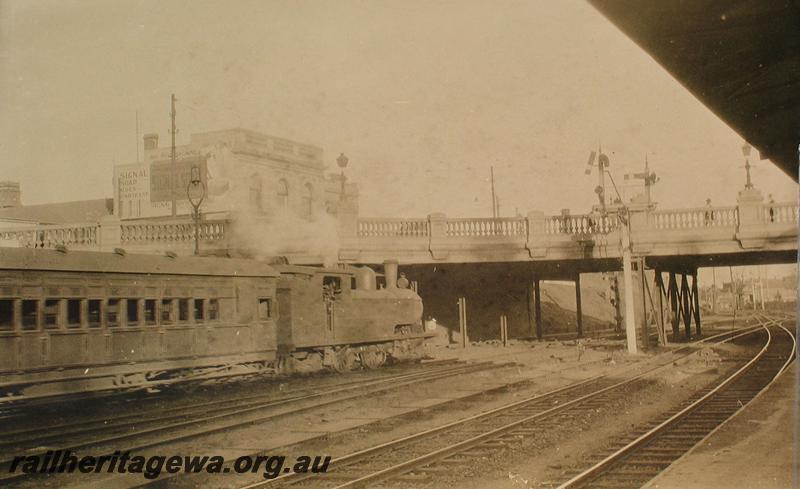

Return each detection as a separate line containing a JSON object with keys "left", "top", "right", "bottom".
{"left": 383, "top": 260, "right": 398, "bottom": 289}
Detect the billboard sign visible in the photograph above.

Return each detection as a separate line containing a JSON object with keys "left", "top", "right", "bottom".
{"left": 150, "top": 158, "right": 208, "bottom": 202}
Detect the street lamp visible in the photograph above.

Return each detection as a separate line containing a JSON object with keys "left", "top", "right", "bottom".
{"left": 337, "top": 153, "right": 349, "bottom": 202}
{"left": 741, "top": 142, "right": 753, "bottom": 189}
{"left": 186, "top": 165, "right": 206, "bottom": 256}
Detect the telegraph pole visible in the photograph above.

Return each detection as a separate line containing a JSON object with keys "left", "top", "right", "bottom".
{"left": 135, "top": 111, "right": 140, "bottom": 163}
{"left": 170, "top": 94, "right": 177, "bottom": 217}
{"left": 620, "top": 211, "right": 638, "bottom": 354}
{"left": 490, "top": 166, "right": 497, "bottom": 218}
{"left": 712, "top": 267, "right": 717, "bottom": 313}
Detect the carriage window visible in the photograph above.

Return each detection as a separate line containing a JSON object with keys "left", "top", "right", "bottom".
{"left": 144, "top": 299, "right": 157, "bottom": 325}
{"left": 22, "top": 300, "right": 38, "bottom": 330}
{"left": 208, "top": 299, "right": 219, "bottom": 321}
{"left": 178, "top": 299, "right": 189, "bottom": 321}
{"left": 257, "top": 298, "right": 272, "bottom": 320}
{"left": 161, "top": 299, "right": 174, "bottom": 324}
{"left": 0, "top": 300, "right": 13, "bottom": 331}
{"left": 88, "top": 300, "right": 102, "bottom": 327}
{"left": 107, "top": 299, "right": 120, "bottom": 327}
{"left": 66, "top": 299, "right": 81, "bottom": 328}
{"left": 194, "top": 299, "right": 204, "bottom": 322}
{"left": 44, "top": 299, "right": 60, "bottom": 329}
{"left": 127, "top": 299, "right": 139, "bottom": 326}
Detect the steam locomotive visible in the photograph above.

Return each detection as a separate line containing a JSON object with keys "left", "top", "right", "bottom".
{"left": 0, "top": 247, "right": 430, "bottom": 402}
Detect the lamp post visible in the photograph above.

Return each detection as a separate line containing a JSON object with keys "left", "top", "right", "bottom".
{"left": 337, "top": 153, "right": 349, "bottom": 202}
{"left": 186, "top": 165, "right": 206, "bottom": 256}
{"left": 741, "top": 142, "right": 753, "bottom": 189}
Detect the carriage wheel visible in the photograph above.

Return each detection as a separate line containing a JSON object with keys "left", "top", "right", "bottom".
{"left": 332, "top": 348, "right": 356, "bottom": 373}
{"left": 361, "top": 349, "right": 387, "bottom": 370}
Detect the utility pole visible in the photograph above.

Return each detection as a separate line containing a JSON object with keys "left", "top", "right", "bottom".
{"left": 490, "top": 166, "right": 497, "bottom": 218}
{"left": 170, "top": 94, "right": 177, "bottom": 217}
{"left": 620, "top": 212, "right": 638, "bottom": 354}
{"left": 135, "top": 111, "right": 140, "bottom": 163}
{"left": 712, "top": 267, "right": 717, "bottom": 313}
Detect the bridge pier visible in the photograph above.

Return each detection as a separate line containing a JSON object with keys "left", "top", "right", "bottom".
{"left": 655, "top": 267, "right": 701, "bottom": 341}
{"left": 533, "top": 276, "right": 542, "bottom": 340}
{"left": 575, "top": 274, "right": 583, "bottom": 338}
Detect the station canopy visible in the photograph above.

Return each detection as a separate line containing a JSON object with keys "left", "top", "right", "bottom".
{"left": 589, "top": 0, "right": 800, "bottom": 180}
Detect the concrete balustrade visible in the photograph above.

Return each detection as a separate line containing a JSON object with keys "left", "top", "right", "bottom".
{"left": 1, "top": 197, "right": 796, "bottom": 265}
{"left": 0, "top": 223, "right": 100, "bottom": 250}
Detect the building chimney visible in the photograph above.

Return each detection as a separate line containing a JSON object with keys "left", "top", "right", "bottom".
{"left": 0, "top": 181, "right": 21, "bottom": 208}
{"left": 143, "top": 133, "right": 159, "bottom": 150}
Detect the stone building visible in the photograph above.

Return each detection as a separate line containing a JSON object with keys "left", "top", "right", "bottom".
{"left": 113, "top": 128, "right": 358, "bottom": 222}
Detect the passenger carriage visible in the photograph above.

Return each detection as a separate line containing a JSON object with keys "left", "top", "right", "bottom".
{"left": 0, "top": 247, "right": 279, "bottom": 401}
{"left": 0, "top": 247, "right": 432, "bottom": 402}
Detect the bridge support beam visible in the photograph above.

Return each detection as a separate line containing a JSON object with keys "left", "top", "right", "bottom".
{"left": 575, "top": 274, "right": 583, "bottom": 338}
{"left": 692, "top": 270, "right": 702, "bottom": 337}
{"left": 637, "top": 259, "right": 649, "bottom": 349}
{"left": 657, "top": 267, "right": 702, "bottom": 341}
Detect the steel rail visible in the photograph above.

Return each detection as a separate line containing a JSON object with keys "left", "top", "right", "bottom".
{"left": 236, "top": 317, "right": 772, "bottom": 489}
{"left": 0, "top": 359, "right": 467, "bottom": 447}
{"left": 555, "top": 315, "right": 794, "bottom": 489}
{"left": 0, "top": 360, "right": 510, "bottom": 484}
{"left": 639, "top": 321, "right": 796, "bottom": 489}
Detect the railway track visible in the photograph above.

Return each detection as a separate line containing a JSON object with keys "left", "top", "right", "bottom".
{"left": 228, "top": 316, "right": 784, "bottom": 489}
{"left": 554, "top": 316, "right": 796, "bottom": 489}
{"left": 0, "top": 359, "right": 465, "bottom": 449}
{"left": 0, "top": 359, "right": 512, "bottom": 485}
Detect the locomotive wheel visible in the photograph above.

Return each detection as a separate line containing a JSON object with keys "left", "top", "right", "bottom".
{"left": 361, "top": 349, "right": 386, "bottom": 370}
{"left": 332, "top": 348, "right": 356, "bottom": 373}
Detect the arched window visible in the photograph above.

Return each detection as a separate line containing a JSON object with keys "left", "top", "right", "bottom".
{"left": 303, "top": 182, "right": 314, "bottom": 219}
{"left": 276, "top": 179, "right": 289, "bottom": 209}
{"left": 249, "top": 175, "right": 263, "bottom": 211}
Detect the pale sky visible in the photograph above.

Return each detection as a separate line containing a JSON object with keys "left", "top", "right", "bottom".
{"left": 1, "top": 0, "right": 797, "bottom": 218}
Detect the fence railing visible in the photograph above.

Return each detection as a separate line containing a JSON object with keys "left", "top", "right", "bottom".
{"left": 357, "top": 218, "right": 429, "bottom": 238}
{"left": 120, "top": 220, "right": 227, "bottom": 244}
{"left": 1, "top": 201, "right": 796, "bottom": 256}
{"left": 765, "top": 203, "right": 798, "bottom": 224}
{"left": 653, "top": 206, "right": 738, "bottom": 229}
{"left": 0, "top": 223, "right": 99, "bottom": 249}
{"left": 544, "top": 214, "right": 617, "bottom": 235}
{"left": 445, "top": 218, "right": 527, "bottom": 237}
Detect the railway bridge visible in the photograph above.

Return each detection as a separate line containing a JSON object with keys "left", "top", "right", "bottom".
{"left": 0, "top": 182, "right": 796, "bottom": 353}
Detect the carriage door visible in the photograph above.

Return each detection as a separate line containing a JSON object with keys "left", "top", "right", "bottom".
{"left": 322, "top": 276, "right": 342, "bottom": 341}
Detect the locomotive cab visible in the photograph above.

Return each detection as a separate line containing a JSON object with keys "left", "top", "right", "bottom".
{"left": 275, "top": 262, "right": 430, "bottom": 372}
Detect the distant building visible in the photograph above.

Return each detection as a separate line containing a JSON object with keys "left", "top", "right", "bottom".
{"left": 0, "top": 181, "right": 21, "bottom": 208}
{"left": 1, "top": 128, "right": 358, "bottom": 234}
{"left": 113, "top": 128, "right": 358, "bottom": 221}
{"left": 0, "top": 179, "right": 113, "bottom": 229}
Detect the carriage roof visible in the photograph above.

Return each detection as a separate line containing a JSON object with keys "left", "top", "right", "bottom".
{"left": 274, "top": 264, "right": 358, "bottom": 276}
{"left": 0, "top": 247, "right": 279, "bottom": 278}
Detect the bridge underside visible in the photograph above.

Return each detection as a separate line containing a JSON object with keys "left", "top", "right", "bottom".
{"left": 388, "top": 247, "right": 797, "bottom": 277}
{"left": 645, "top": 249, "right": 797, "bottom": 272}
{"left": 589, "top": 0, "right": 800, "bottom": 179}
